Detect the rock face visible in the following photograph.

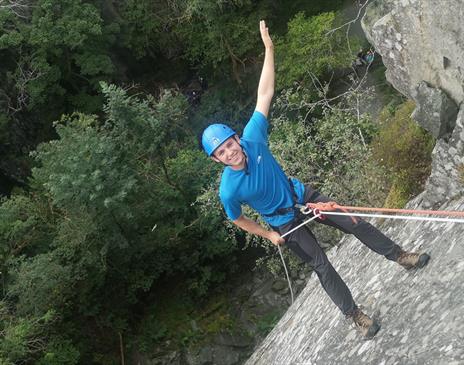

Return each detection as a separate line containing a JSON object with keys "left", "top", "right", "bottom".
{"left": 362, "top": 0, "right": 464, "bottom": 105}
{"left": 414, "top": 105, "right": 464, "bottom": 209}
{"left": 245, "top": 111, "right": 464, "bottom": 365}
{"left": 411, "top": 81, "right": 458, "bottom": 138}
{"left": 362, "top": 0, "right": 464, "bottom": 136}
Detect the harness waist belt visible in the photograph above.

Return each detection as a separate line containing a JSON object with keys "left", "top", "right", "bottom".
{"left": 262, "top": 178, "right": 301, "bottom": 218}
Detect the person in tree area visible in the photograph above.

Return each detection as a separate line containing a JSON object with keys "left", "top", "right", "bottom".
{"left": 201, "top": 20, "right": 431, "bottom": 339}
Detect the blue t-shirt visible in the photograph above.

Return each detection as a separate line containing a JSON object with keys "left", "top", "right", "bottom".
{"left": 219, "top": 111, "right": 305, "bottom": 227}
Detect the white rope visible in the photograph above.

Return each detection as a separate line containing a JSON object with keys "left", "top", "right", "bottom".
{"left": 281, "top": 214, "right": 321, "bottom": 238}
{"left": 319, "top": 211, "right": 464, "bottom": 224}
{"left": 277, "top": 214, "right": 321, "bottom": 305}
{"left": 277, "top": 244, "right": 294, "bottom": 305}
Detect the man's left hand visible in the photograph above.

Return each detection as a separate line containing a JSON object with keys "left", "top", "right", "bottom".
{"left": 260, "top": 20, "right": 273, "bottom": 49}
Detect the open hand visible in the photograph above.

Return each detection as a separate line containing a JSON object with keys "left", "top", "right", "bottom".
{"left": 260, "top": 20, "right": 273, "bottom": 49}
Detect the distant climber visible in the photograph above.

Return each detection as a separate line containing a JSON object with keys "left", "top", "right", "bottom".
{"left": 364, "top": 48, "right": 375, "bottom": 64}
{"left": 353, "top": 48, "right": 366, "bottom": 67}
{"left": 201, "top": 20, "right": 431, "bottom": 339}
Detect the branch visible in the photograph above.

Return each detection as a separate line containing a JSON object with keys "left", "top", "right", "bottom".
{"left": 325, "top": 0, "right": 372, "bottom": 37}
{"left": 160, "top": 158, "right": 189, "bottom": 201}
{"left": 222, "top": 35, "right": 245, "bottom": 84}
{"left": 7, "top": 54, "right": 44, "bottom": 114}
{"left": 0, "top": 0, "right": 33, "bottom": 19}
{"left": 298, "top": 59, "right": 375, "bottom": 120}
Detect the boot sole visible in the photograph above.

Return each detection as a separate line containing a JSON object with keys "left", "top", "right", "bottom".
{"left": 366, "top": 322, "right": 381, "bottom": 339}
{"left": 416, "top": 253, "right": 431, "bottom": 268}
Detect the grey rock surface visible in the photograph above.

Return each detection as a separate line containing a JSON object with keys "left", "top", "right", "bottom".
{"left": 412, "top": 104, "right": 464, "bottom": 209}
{"left": 411, "top": 81, "right": 458, "bottom": 138}
{"left": 362, "top": 0, "right": 464, "bottom": 106}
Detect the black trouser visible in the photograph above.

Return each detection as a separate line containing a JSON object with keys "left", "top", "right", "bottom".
{"left": 275, "top": 185, "right": 402, "bottom": 315}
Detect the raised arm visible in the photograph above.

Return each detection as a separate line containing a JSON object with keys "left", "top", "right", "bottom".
{"left": 255, "top": 20, "right": 275, "bottom": 118}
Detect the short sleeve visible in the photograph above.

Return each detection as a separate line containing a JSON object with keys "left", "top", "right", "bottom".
{"left": 219, "top": 190, "right": 242, "bottom": 221}
{"left": 242, "top": 110, "right": 268, "bottom": 144}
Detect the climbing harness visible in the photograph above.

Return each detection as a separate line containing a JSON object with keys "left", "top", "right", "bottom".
{"left": 262, "top": 178, "right": 302, "bottom": 219}
{"left": 277, "top": 202, "right": 464, "bottom": 305}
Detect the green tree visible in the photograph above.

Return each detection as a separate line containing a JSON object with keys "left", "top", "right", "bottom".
{"left": 0, "top": 0, "right": 120, "bottom": 191}
{"left": 276, "top": 12, "right": 356, "bottom": 88}
{"left": 0, "top": 305, "right": 59, "bottom": 364}
{"left": 0, "top": 84, "right": 238, "bottom": 361}
{"left": 0, "top": 0, "right": 116, "bottom": 114}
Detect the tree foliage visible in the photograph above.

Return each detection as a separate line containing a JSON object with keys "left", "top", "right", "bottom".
{"left": 276, "top": 11, "right": 356, "bottom": 88}
{"left": 0, "top": 84, "right": 237, "bottom": 362}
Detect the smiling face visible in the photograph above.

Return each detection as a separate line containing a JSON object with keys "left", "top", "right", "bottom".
{"left": 211, "top": 135, "right": 246, "bottom": 170}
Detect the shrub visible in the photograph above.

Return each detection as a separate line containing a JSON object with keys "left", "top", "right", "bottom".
{"left": 276, "top": 11, "right": 358, "bottom": 89}
{"left": 371, "top": 100, "right": 435, "bottom": 208}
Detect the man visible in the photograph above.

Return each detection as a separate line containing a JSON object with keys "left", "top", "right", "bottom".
{"left": 201, "top": 20, "right": 430, "bottom": 339}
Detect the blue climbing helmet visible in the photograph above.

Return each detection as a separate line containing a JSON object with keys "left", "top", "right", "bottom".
{"left": 202, "top": 123, "right": 236, "bottom": 156}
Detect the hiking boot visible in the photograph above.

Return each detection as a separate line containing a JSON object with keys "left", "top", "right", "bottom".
{"left": 348, "top": 308, "right": 380, "bottom": 339}
{"left": 396, "top": 250, "right": 430, "bottom": 270}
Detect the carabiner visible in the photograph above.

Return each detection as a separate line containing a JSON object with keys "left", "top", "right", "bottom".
{"left": 300, "top": 205, "right": 312, "bottom": 215}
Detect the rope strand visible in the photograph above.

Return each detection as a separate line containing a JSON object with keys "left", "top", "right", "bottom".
{"left": 281, "top": 214, "right": 321, "bottom": 239}
{"left": 319, "top": 211, "right": 464, "bottom": 224}
{"left": 277, "top": 245, "right": 294, "bottom": 305}
{"left": 339, "top": 205, "right": 464, "bottom": 218}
